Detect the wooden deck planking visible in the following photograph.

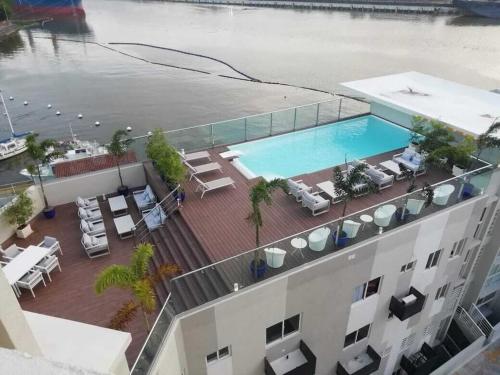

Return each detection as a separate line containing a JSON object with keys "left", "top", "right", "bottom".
{"left": 1, "top": 197, "right": 155, "bottom": 365}
{"left": 179, "top": 148, "right": 451, "bottom": 262}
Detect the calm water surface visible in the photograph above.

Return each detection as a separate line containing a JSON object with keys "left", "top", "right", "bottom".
{"left": 1, "top": 0, "right": 500, "bottom": 182}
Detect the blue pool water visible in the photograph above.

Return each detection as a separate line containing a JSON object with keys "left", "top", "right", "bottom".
{"left": 228, "top": 115, "right": 411, "bottom": 179}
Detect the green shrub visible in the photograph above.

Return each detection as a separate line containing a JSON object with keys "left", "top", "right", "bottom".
{"left": 4, "top": 192, "right": 33, "bottom": 229}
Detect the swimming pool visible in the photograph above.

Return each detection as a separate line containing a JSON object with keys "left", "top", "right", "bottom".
{"left": 228, "top": 115, "right": 411, "bottom": 179}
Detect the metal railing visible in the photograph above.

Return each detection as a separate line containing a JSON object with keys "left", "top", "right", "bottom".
{"left": 133, "top": 185, "right": 181, "bottom": 244}
{"left": 131, "top": 162, "right": 494, "bottom": 374}
{"left": 0, "top": 180, "right": 34, "bottom": 214}
{"left": 468, "top": 304, "right": 494, "bottom": 338}
{"left": 455, "top": 306, "right": 485, "bottom": 342}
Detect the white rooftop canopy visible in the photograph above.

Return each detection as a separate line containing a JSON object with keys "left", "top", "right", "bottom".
{"left": 341, "top": 72, "right": 500, "bottom": 138}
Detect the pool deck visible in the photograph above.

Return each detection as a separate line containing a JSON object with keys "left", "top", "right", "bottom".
{"left": 179, "top": 147, "right": 450, "bottom": 262}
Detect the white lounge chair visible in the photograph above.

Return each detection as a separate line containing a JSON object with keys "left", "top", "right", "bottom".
{"left": 308, "top": 227, "right": 331, "bottom": 252}
{"left": 16, "top": 269, "right": 46, "bottom": 298}
{"left": 433, "top": 184, "right": 455, "bottom": 206}
{"left": 35, "top": 255, "right": 61, "bottom": 282}
{"left": 81, "top": 233, "right": 110, "bottom": 259}
{"left": 80, "top": 219, "right": 106, "bottom": 236}
{"left": 186, "top": 161, "right": 222, "bottom": 180}
{"left": 364, "top": 166, "right": 394, "bottom": 190}
{"left": 265, "top": 248, "right": 286, "bottom": 268}
{"left": 78, "top": 206, "right": 102, "bottom": 221}
{"left": 343, "top": 220, "right": 361, "bottom": 239}
{"left": 75, "top": 196, "right": 99, "bottom": 209}
{"left": 406, "top": 199, "right": 426, "bottom": 215}
{"left": 37, "top": 236, "right": 63, "bottom": 256}
{"left": 0, "top": 244, "right": 24, "bottom": 260}
{"left": 393, "top": 148, "right": 426, "bottom": 176}
{"left": 178, "top": 150, "right": 211, "bottom": 163}
{"left": 194, "top": 176, "right": 236, "bottom": 198}
{"left": 374, "top": 204, "right": 397, "bottom": 227}
{"left": 302, "top": 191, "right": 330, "bottom": 216}
{"left": 287, "top": 179, "right": 312, "bottom": 202}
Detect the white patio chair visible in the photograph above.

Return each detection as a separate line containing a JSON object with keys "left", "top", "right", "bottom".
{"left": 1, "top": 244, "right": 24, "bottom": 260}
{"left": 80, "top": 219, "right": 106, "bottom": 236}
{"left": 302, "top": 191, "right": 330, "bottom": 216}
{"left": 78, "top": 206, "right": 102, "bottom": 221}
{"left": 343, "top": 220, "right": 362, "bottom": 239}
{"left": 374, "top": 204, "right": 397, "bottom": 227}
{"left": 264, "top": 248, "right": 286, "bottom": 268}
{"left": 287, "top": 179, "right": 312, "bottom": 202}
{"left": 194, "top": 176, "right": 236, "bottom": 198}
{"left": 406, "top": 199, "right": 426, "bottom": 215}
{"left": 186, "top": 161, "right": 222, "bottom": 180}
{"left": 75, "top": 196, "right": 99, "bottom": 209}
{"left": 16, "top": 269, "right": 46, "bottom": 298}
{"left": 37, "top": 236, "right": 63, "bottom": 256}
{"left": 81, "top": 233, "right": 110, "bottom": 259}
{"left": 35, "top": 255, "right": 61, "bottom": 282}
{"left": 308, "top": 227, "right": 331, "bottom": 252}
{"left": 433, "top": 184, "right": 455, "bottom": 206}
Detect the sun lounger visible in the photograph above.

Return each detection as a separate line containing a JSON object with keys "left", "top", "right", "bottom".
{"left": 194, "top": 176, "right": 236, "bottom": 198}
{"left": 178, "top": 150, "right": 211, "bottom": 163}
{"left": 287, "top": 179, "right": 312, "bottom": 202}
{"left": 186, "top": 161, "right": 222, "bottom": 180}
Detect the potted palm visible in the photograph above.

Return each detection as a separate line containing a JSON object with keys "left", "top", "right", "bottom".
{"left": 95, "top": 243, "right": 180, "bottom": 332}
{"left": 247, "top": 178, "right": 288, "bottom": 279}
{"left": 4, "top": 192, "right": 34, "bottom": 238}
{"left": 396, "top": 164, "right": 434, "bottom": 222}
{"left": 332, "top": 162, "right": 374, "bottom": 247}
{"left": 107, "top": 129, "right": 134, "bottom": 196}
{"left": 25, "top": 134, "right": 64, "bottom": 219}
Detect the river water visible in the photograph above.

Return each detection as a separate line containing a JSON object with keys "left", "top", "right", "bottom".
{"left": 1, "top": 0, "right": 500, "bottom": 183}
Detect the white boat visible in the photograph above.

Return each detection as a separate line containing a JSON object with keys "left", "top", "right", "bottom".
{"left": 0, "top": 91, "right": 29, "bottom": 161}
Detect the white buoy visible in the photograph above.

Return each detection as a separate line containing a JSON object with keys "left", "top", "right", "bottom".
{"left": 78, "top": 114, "right": 83, "bottom": 119}
{"left": 56, "top": 111, "right": 61, "bottom": 116}
{"left": 47, "top": 104, "right": 52, "bottom": 109}
{"left": 126, "top": 126, "right": 132, "bottom": 132}
{"left": 23, "top": 101, "right": 28, "bottom": 106}
{"left": 95, "top": 121, "right": 101, "bottom": 127}
{"left": 9, "top": 96, "right": 13, "bottom": 101}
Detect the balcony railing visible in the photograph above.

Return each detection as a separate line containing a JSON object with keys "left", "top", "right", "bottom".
{"left": 131, "top": 160, "right": 494, "bottom": 374}
{"left": 400, "top": 343, "right": 449, "bottom": 375}
{"left": 336, "top": 345, "right": 381, "bottom": 375}
{"left": 389, "top": 286, "right": 426, "bottom": 321}
{"left": 265, "top": 340, "right": 316, "bottom": 375}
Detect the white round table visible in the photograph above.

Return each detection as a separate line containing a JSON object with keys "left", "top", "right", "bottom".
{"left": 360, "top": 214, "right": 373, "bottom": 230}
{"left": 291, "top": 237, "right": 307, "bottom": 258}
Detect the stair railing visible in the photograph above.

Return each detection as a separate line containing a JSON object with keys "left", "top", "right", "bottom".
{"left": 468, "top": 303, "right": 494, "bottom": 338}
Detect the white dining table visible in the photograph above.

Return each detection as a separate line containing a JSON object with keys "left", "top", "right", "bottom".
{"left": 2, "top": 245, "right": 50, "bottom": 296}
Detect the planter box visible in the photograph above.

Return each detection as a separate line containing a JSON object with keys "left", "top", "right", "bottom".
{"left": 452, "top": 165, "right": 466, "bottom": 177}
{"left": 16, "top": 224, "right": 33, "bottom": 239}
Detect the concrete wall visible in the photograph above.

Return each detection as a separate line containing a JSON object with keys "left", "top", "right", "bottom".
{"left": 0, "top": 185, "right": 45, "bottom": 245}
{"left": 43, "top": 162, "right": 146, "bottom": 206}
{"left": 150, "top": 195, "right": 489, "bottom": 375}
{"left": 370, "top": 102, "right": 415, "bottom": 130}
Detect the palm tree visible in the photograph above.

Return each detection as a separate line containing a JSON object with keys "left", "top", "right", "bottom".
{"left": 247, "top": 178, "right": 288, "bottom": 278}
{"left": 107, "top": 130, "right": 134, "bottom": 193}
{"left": 95, "top": 243, "right": 180, "bottom": 332}
{"left": 397, "top": 164, "right": 433, "bottom": 221}
{"left": 476, "top": 120, "right": 500, "bottom": 163}
{"left": 25, "top": 134, "right": 64, "bottom": 211}
{"left": 332, "top": 162, "right": 374, "bottom": 246}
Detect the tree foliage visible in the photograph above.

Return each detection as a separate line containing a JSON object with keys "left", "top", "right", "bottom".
{"left": 106, "top": 130, "right": 134, "bottom": 188}
{"left": 4, "top": 191, "right": 33, "bottom": 229}
{"left": 146, "top": 129, "right": 186, "bottom": 185}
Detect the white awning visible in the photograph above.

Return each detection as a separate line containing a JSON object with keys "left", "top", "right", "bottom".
{"left": 341, "top": 72, "right": 500, "bottom": 138}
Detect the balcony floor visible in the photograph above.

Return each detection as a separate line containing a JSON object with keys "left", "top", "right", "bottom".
{"left": 1, "top": 197, "right": 154, "bottom": 365}
{"left": 179, "top": 147, "right": 451, "bottom": 261}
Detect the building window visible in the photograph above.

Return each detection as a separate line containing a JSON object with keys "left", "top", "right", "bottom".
{"left": 435, "top": 283, "right": 450, "bottom": 300}
{"left": 401, "top": 261, "right": 416, "bottom": 273}
{"left": 425, "top": 249, "right": 442, "bottom": 269}
{"left": 206, "top": 346, "right": 231, "bottom": 364}
{"left": 344, "top": 324, "right": 371, "bottom": 348}
{"left": 266, "top": 314, "right": 301, "bottom": 345}
{"left": 450, "top": 239, "right": 466, "bottom": 258}
{"left": 352, "top": 277, "right": 382, "bottom": 302}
